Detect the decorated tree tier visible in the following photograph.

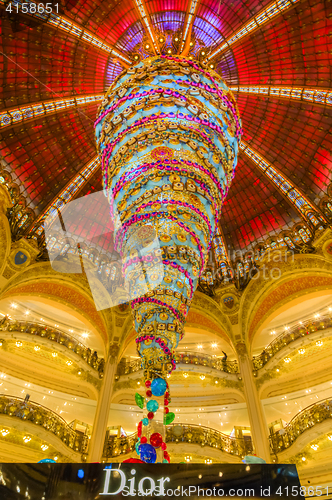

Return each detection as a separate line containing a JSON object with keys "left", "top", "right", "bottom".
{"left": 95, "top": 55, "right": 242, "bottom": 462}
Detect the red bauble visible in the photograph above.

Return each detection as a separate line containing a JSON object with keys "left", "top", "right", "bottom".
{"left": 141, "top": 436, "right": 147, "bottom": 444}
{"left": 137, "top": 421, "right": 142, "bottom": 438}
{"left": 164, "top": 451, "right": 170, "bottom": 463}
{"left": 146, "top": 390, "right": 152, "bottom": 397}
{"left": 164, "top": 399, "right": 169, "bottom": 406}
{"left": 145, "top": 380, "right": 151, "bottom": 387}
{"left": 123, "top": 458, "right": 145, "bottom": 463}
{"left": 150, "top": 432, "right": 163, "bottom": 448}
{"left": 165, "top": 407, "right": 169, "bottom": 414}
{"left": 161, "top": 442, "right": 167, "bottom": 450}
{"left": 147, "top": 411, "right": 154, "bottom": 419}
{"left": 165, "top": 392, "right": 169, "bottom": 398}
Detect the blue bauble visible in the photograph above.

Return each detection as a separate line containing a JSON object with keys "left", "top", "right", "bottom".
{"left": 139, "top": 443, "right": 157, "bottom": 463}
{"left": 147, "top": 399, "right": 159, "bottom": 412}
{"left": 151, "top": 378, "right": 167, "bottom": 397}
{"left": 38, "top": 459, "right": 57, "bottom": 463}
{"left": 142, "top": 418, "right": 149, "bottom": 426}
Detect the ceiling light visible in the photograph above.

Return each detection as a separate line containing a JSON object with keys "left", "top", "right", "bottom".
{"left": 314, "top": 314, "right": 320, "bottom": 318}
{"left": 285, "top": 326, "right": 289, "bottom": 330}
{"left": 200, "top": 375, "right": 205, "bottom": 380}
{"left": 145, "top": 44, "right": 150, "bottom": 49}
{"left": 167, "top": 49, "right": 172, "bottom": 54}
{"left": 134, "top": 55, "right": 139, "bottom": 60}
{"left": 82, "top": 333, "right": 89, "bottom": 339}
{"left": 271, "top": 330, "right": 276, "bottom": 335}
{"left": 311, "top": 444, "right": 318, "bottom": 450}
{"left": 23, "top": 436, "right": 31, "bottom": 443}
{"left": 190, "top": 42, "right": 193, "bottom": 46}
{"left": 1, "top": 429, "right": 9, "bottom": 436}
{"left": 328, "top": 435, "right": 332, "bottom": 441}
{"left": 211, "top": 342, "right": 218, "bottom": 348}
{"left": 298, "top": 348, "right": 305, "bottom": 354}
{"left": 25, "top": 311, "right": 29, "bottom": 316}
{"left": 301, "top": 457, "right": 306, "bottom": 461}
{"left": 41, "top": 445, "right": 49, "bottom": 451}
{"left": 175, "top": 37, "right": 179, "bottom": 42}
{"left": 276, "top": 369, "right": 279, "bottom": 372}
{"left": 34, "top": 346, "right": 40, "bottom": 351}
{"left": 219, "top": 472, "right": 223, "bottom": 477}
{"left": 284, "top": 358, "right": 291, "bottom": 363}
{"left": 52, "top": 352, "right": 57, "bottom": 357}
{"left": 205, "top": 459, "right": 212, "bottom": 464}
{"left": 210, "top": 64, "right": 214, "bottom": 69}
{"left": 201, "top": 51, "right": 205, "bottom": 55}
{"left": 316, "top": 340, "right": 323, "bottom": 347}
{"left": 54, "top": 456, "right": 58, "bottom": 461}
{"left": 16, "top": 341, "right": 22, "bottom": 347}
{"left": 159, "top": 38, "right": 164, "bottom": 43}
{"left": 246, "top": 466, "right": 250, "bottom": 471}
{"left": 197, "top": 344, "right": 203, "bottom": 349}
{"left": 66, "top": 361, "right": 72, "bottom": 366}
{"left": 183, "top": 373, "right": 188, "bottom": 378}
{"left": 11, "top": 303, "right": 17, "bottom": 309}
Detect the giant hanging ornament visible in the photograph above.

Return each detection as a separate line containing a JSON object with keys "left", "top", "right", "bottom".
{"left": 95, "top": 55, "right": 242, "bottom": 462}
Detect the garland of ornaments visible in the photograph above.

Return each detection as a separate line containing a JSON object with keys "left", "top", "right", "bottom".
{"left": 95, "top": 55, "right": 241, "bottom": 462}
{"left": 134, "top": 378, "right": 173, "bottom": 463}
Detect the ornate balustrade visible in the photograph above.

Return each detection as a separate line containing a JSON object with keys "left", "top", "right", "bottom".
{"left": 117, "top": 353, "right": 239, "bottom": 377}
{"left": 253, "top": 314, "right": 332, "bottom": 371}
{"left": 0, "top": 319, "right": 105, "bottom": 377}
{"left": 0, "top": 395, "right": 88, "bottom": 454}
{"left": 103, "top": 423, "right": 252, "bottom": 460}
{"left": 269, "top": 397, "right": 332, "bottom": 454}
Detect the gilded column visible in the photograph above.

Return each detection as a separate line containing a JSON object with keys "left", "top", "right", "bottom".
{"left": 236, "top": 342, "right": 271, "bottom": 462}
{"left": 87, "top": 343, "right": 119, "bottom": 462}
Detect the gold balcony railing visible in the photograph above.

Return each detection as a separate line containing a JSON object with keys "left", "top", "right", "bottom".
{"left": 117, "top": 352, "right": 239, "bottom": 376}
{"left": 0, "top": 395, "right": 88, "bottom": 454}
{"left": 269, "top": 397, "right": 332, "bottom": 454}
{"left": 253, "top": 314, "right": 332, "bottom": 371}
{"left": 0, "top": 319, "right": 105, "bottom": 377}
{"left": 103, "top": 423, "right": 252, "bottom": 460}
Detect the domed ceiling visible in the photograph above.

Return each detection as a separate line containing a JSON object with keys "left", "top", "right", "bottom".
{"left": 0, "top": 0, "right": 331, "bottom": 260}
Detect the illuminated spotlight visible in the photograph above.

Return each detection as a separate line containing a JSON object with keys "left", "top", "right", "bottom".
{"left": 245, "top": 465, "right": 250, "bottom": 471}
{"left": 316, "top": 340, "right": 323, "bottom": 347}
{"left": 219, "top": 472, "right": 223, "bottom": 477}
{"left": 69, "top": 329, "right": 73, "bottom": 333}
{"left": 145, "top": 44, "right": 150, "bottom": 49}
{"left": 1, "top": 429, "right": 9, "bottom": 436}
{"left": 11, "top": 303, "right": 17, "bottom": 309}
{"left": 197, "top": 344, "right": 203, "bottom": 349}
{"left": 52, "top": 352, "right": 57, "bottom": 357}
{"left": 174, "top": 37, "right": 179, "bottom": 42}
{"left": 78, "top": 370, "right": 82, "bottom": 375}
{"left": 25, "top": 311, "right": 30, "bottom": 316}
{"left": 134, "top": 55, "right": 139, "bottom": 60}
{"left": 328, "top": 435, "right": 332, "bottom": 441}
{"left": 329, "top": 307, "right": 332, "bottom": 312}
{"left": 276, "top": 369, "right": 279, "bottom": 372}
{"left": 41, "top": 444, "right": 49, "bottom": 451}
{"left": 159, "top": 38, "right": 164, "bottom": 43}
{"left": 209, "top": 64, "right": 214, "bottom": 69}
{"left": 198, "top": 474, "right": 202, "bottom": 479}
{"left": 298, "top": 348, "right": 305, "bottom": 354}
{"left": 66, "top": 361, "right": 73, "bottom": 366}
{"left": 137, "top": 381, "right": 141, "bottom": 385}
{"left": 34, "top": 346, "right": 40, "bottom": 352}
{"left": 314, "top": 313, "right": 320, "bottom": 318}
{"left": 200, "top": 375, "right": 205, "bottom": 380}
{"left": 270, "top": 330, "right": 276, "bottom": 335}
{"left": 23, "top": 436, "right": 31, "bottom": 443}
{"left": 301, "top": 456, "right": 306, "bottom": 461}
{"left": 183, "top": 373, "right": 188, "bottom": 378}
{"left": 15, "top": 341, "right": 22, "bottom": 347}
{"left": 284, "top": 358, "right": 291, "bottom": 363}
{"left": 190, "top": 41, "right": 194, "bottom": 46}
{"left": 215, "top": 379, "right": 218, "bottom": 384}
{"left": 205, "top": 459, "right": 212, "bottom": 464}
{"left": 185, "top": 455, "right": 192, "bottom": 462}
{"left": 167, "top": 49, "right": 172, "bottom": 54}
{"left": 201, "top": 51, "right": 206, "bottom": 56}
{"left": 311, "top": 444, "right": 318, "bottom": 450}
{"left": 54, "top": 456, "right": 58, "bottom": 461}
{"left": 211, "top": 343, "right": 218, "bottom": 348}
{"left": 285, "top": 326, "right": 289, "bottom": 330}
{"left": 82, "top": 332, "right": 89, "bottom": 339}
